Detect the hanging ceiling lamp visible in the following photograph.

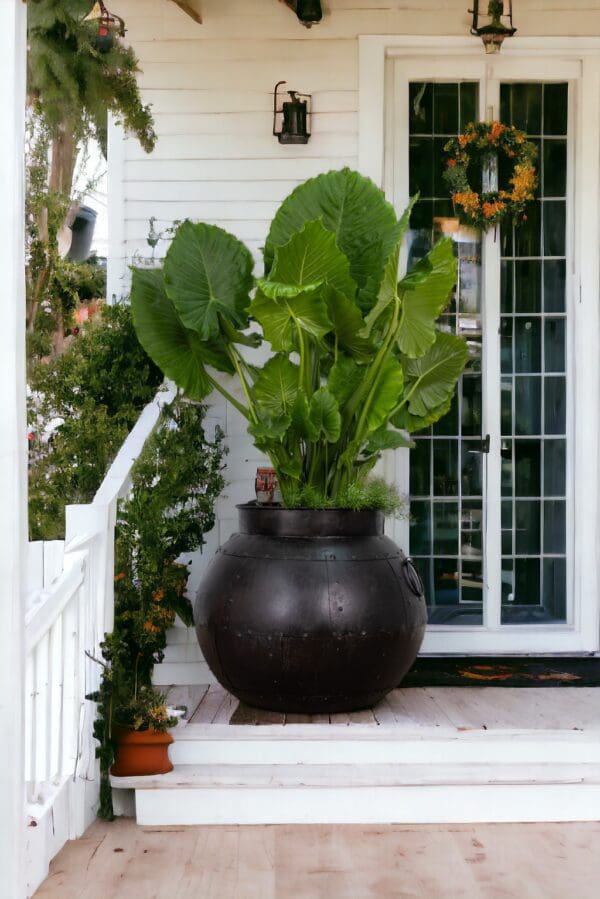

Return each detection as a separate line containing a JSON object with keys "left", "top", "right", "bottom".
{"left": 85, "top": 1, "right": 126, "bottom": 53}
{"left": 470, "top": 0, "right": 516, "bottom": 54}
{"left": 284, "top": 1, "right": 323, "bottom": 29}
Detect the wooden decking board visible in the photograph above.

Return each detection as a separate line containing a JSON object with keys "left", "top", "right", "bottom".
{"left": 36, "top": 819, "right": 600, "bottom": 898}
{"left": 182, "top": 685, "right": 600, "bottom": 730}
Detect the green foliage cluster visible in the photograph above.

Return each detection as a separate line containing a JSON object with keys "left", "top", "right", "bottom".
{"left": 283, "top": 477, "right": 406, "bottom": 516}
{"left": 131, "top": 168, "right": 469, "bottom": 509}
{"left": 88, "top": 397, "right": 226, "bottom": 820}
{"left": 28, "top": 0, "right": 156, "bottom": 154}
{"left": 28, "top": 305, "right": 163, "bottom": 540}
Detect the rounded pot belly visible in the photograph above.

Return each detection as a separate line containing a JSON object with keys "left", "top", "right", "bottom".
{"left": 195, "top": 507, "right": 427, "bottom": 714}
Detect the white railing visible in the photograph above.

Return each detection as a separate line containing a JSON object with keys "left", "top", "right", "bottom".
{"left": 24, "top": 385, "right": 176, "bottom": 891}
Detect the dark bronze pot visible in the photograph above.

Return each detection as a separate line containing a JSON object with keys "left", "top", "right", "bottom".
{"left": 194, "top": 504, "right": 427, "bottom": 714}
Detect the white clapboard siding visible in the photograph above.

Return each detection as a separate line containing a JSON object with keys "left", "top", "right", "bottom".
{"left": 124, "top": 156, "right": 357, "bottom": 182}
{"left": 124, "top": 179, "right": 303, "bottom": 202}
{"left": 136, "top": 89, "right": 358, "bottom": 115}
{"left": 147, "top": 110, "right": 357, "bottom": 136}
{"left": 125, "top": 131, "right": 357, "bottom": 161}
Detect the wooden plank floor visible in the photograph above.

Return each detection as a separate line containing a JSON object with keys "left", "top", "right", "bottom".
{"left": 36, "top": 817, "right": 600, "bottom": 898}
{"left": 184, "top": 684, "right": 600, "bottom": 731}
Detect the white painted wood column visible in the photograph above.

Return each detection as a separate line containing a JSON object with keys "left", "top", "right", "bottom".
{"left": 0, "top": 1, "right": 27, "bottom": 895}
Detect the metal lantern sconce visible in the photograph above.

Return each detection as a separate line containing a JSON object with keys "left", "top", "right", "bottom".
{"left": 470, "top": 0, "right": 516, "bottom": 54}
{"left": 85, "top": 1, "right": 126, "bottom": 53}
{"left": 273, "top": 81, "right": 312, "bottom": 145}
{"left": 284, "top": 1, "right": 323, "bottom": 29}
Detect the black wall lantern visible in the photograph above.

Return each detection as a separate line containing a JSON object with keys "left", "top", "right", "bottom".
{"left": 284, "top": 1, "right": 323, "bottom": 29}
{"left": 273, "top": 81, "right": 312, "bottom": 145}
{"left": 470, "top": 0, "right": 516, "bottom": 54}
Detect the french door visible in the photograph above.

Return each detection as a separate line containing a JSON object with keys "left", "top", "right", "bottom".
{"left": 386, "top": 54, "right": 598, "bottom": 653}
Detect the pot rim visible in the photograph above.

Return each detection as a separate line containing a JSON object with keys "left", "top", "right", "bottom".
{"left": 236, "top": 502, "right": 385, "bottom": 538}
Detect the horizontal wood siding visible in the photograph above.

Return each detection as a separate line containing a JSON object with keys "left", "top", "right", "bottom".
{"left": 112, "top": 1, "right": 595, "bottom": 681}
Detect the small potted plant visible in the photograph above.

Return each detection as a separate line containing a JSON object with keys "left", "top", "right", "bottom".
{"left": 110, "top": 685, "right": 178, "bottom": 778}
{"left": 131, "top": 168, "right": 469, "bottom": 713}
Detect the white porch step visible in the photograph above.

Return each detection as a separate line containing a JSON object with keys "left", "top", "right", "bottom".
{"left": 110, "top": 721, "right": 600, "bottom": 825}
{"left": 112, "top": 760, "right": 600, "bottom": 826}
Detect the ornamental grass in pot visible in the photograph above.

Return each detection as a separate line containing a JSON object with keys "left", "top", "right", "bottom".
{"left": 131, "top": 168, "right": 468, "bottom": 713}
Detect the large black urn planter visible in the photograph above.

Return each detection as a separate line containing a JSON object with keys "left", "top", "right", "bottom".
{"left": 194, "top": 504, "right": 427, "bottom": 714}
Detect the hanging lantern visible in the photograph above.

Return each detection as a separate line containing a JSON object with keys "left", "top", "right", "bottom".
{"left": 284, "top": 1, "right": 323, "bottom": 29}
{"left": 470, "top": 0, "right": 516, "bottom": 54}
{"left": 85, "top": 1, "right": 126, "bottom": 53}
{"left": 273, "top": 81, "right": 312, "bottom": 145}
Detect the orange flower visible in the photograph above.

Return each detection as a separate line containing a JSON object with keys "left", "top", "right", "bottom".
{"left": 152, "top": 588, "right": 165, "bottom": 602}
{"left": 452, "top": 190, "right": 480, "bottom": 215}
{"left": 489, "top": 121, "right": 506, "bottom": 143}
{"left": 447, "top": 159, "right": 457, "bottom": 168}
{"left": 114, "top": 572, "right": 126, "bottom": 582}
{"left": 482, "top": 200, "right": 506, "bottom": 219}
{"left": 143, "top": 621, "right": 161, "bottom": 633}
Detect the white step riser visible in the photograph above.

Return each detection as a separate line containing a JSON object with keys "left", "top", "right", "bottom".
{"left": 135, "top": 783, "right": 600, "bottom": 826}
{"left": 169, "top": 737, "right": 600, "bottom": 767}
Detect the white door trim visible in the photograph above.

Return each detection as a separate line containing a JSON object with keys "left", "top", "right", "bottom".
{"left": 359, "top": 37, "right": 600, "bottom": 654}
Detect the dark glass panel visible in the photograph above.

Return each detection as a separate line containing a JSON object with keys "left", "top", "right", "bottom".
{"left": 514, "top": 318, "right": 542, "bottom": 374}
{"left": 500, "top": 317, "right": 513, "bottom": 373}
{"left": 515, "top": 558, "right": 541, "bottom": 605}
{"left": 543, "top": 260, "right": 566, "bottom": 313}
{"left": 432, "top": 393, "right": 458, "bottom": 436}
{"left": 410, "top": 439, "right": 430, "bottom": 497}
{"left": 542, "top": 558, "right": 567, "bottom": 620}
{"left": 410, "top": 501, "right": 432, "bottom": 556}
{"left": 544, "top": 318, "right": 566, "bottom": 373}
{"left": 543, "top": 201, "right": 566, "bottom": 257}
{"left": 433, "top": 199, "right": 455, "bottom": 221}
{"left": 461, "top": 560, "right": 483, "bottom": 603}
{"left": 501, "top": 558, "right": 514, "bottom": 603}
{"left": 501, "top": 222, "right": 514, "bottom": 258}
{"left": 544, "top": 500, "right": 566, "bottom": 554}
{"left": 461, "top": 442, "right": 483, "bottom": 496}
{"left": 409, "top": 138, "right": 434, "bottom": 197}
{"left": 409, "top": 82, "right": 433, "bottom": 134}
{"left": 433, "top": 83, "right": 459, "bottom": 134}
{"left": 459, "top": 82, "right": 478, "bottom": 130}
{"left": 502, "top": 500, "right": 513, "bottom": 530}
{"left": 544, "top": 376, "right": 566, "bottom": 435}
{"left": 514, "top": 200, "right": 542, "bottom": 257}
{"left": 501, "top": 83, "right": 542, "bottom": 135}
{"left": 515, "top": 439, "right": 541, "bottom": 497}
{"left": 515, "top": 376, "right": 542, "bottom": 435}
{"left": 543, "top": 140, "right": 567, "bottom": 198}
{"left": 543, "top": 83, "right": 568, "bottom": 136}
{"left": 434, "top": 137, "right": 451, "bottom": 195}
{"left": 433, "top": 557, "right": 459, "bottom": 606}
{"left": 502, "top": 530, "right": 513, "bottom": 555}
{"left": 406, "top": 225, "right": 433, "bottom": 269}
{"left": 514, "top": 260, "right": 542, "bottom": 313}
{"left": 515, "top": 500, "right": 541, "bottom": 554}
{"left": 416, "top": 559, "right": 433, "bottom": 607}
{"left": 501, "top": 260, "right": 513, "bottom": 313}
{"left": 433, "top": 502, "right": 459, "bottom": 555}
{"left": 433, "top": 440, "right": 458, "bottom": 496}
{"left": 501, "top": 379, "right": 513, "bottom": 435}
{"left": 461, "top": 375, "right": 482, "bottom": 436}
{"left": 501, "top": 445, "right": 513, "bottom": 497}
{"left": 544, "top": 439, "right": 566, "bottom": 496}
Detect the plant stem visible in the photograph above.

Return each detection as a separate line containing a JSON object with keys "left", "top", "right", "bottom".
{"left": 226, "top": 345, "right": 258, "bottom": 423}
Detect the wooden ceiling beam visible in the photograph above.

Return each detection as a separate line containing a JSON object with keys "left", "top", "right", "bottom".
{"left": 168, "top": 1, "right": 202, "bottom": 24}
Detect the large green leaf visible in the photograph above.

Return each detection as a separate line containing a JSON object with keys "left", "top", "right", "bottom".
{"left": 400, "top": 331, "right": 469, "bottom": 419}
{"left": 252, "top": 355, "right": 299, "bottom": 416}
{"left": 291, "top": 394, "right": 318, "bottom": 442}
{"left": 364, "top": 427, "right": 412, "bottom": 453}
{"left": 163, "top": 221, "right": 254, "bottom": 341}
{"left": 248, "top": 412, "right": 291, "bottom": 443}
{"left": 264, "top": 168, "right": 400, "bottom": 309}
{"left": 250, "top": 285, "right": 332, "bottom": 352}
{"left": 130, "top": 267, "right": 214, "bottom": 400}
{"left": 271, "top": 219, "right": 357, "bottom": 299}
{"left": 364, "top": 356, "right": 404, "bottom": 434}
{"left": 325, "top": 287, "right": 373, "bottom": 361}
{"left": 392, "top": 394, "right": 454, "bottom": 434}
{"left": 397, "top": 238, "right": 457, "bottom": 358}
{"left": 309, "top": 389, "right": 342, "bottom": 443}
{"left": 327, "top": 355, "right": 364, "bottom": 408}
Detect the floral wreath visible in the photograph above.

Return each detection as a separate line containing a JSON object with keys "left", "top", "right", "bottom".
{"left": 443, "top": 121, "right": 538, "bottom": 231}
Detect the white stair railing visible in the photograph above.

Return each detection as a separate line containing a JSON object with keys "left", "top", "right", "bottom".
{"left": 24, "top": 385, "right": 176, "bottom": 893}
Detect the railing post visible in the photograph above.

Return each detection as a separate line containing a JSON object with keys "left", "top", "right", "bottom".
{"left": 0, "top": 2, "right": 27, "bottom": 896}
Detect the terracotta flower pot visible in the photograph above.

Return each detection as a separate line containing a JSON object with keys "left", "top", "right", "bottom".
{"left": 111, "top": 727, "right": 174, "bottom": 777}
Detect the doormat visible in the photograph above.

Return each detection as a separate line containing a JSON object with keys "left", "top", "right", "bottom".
{"left": 402, "top": 656, "right": 600, "bottom": 687}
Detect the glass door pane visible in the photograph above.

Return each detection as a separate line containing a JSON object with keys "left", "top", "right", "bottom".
{"left": 407, "top": 81, "right": 485, "bottom": 626}
{"left": 499, "top": 82, "right": 569, "bottom": 624}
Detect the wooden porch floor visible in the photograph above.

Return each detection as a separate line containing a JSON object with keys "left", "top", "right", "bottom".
{"left": 36, "top": 817, "right": 600, "bottom": 898}
{"left": 172, "top": 683, "right": 600, "bottom": 731}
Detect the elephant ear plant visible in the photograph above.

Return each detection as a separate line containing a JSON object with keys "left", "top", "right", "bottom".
{"left": 131, "top": 168, "right": 469, "bottom": 508}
